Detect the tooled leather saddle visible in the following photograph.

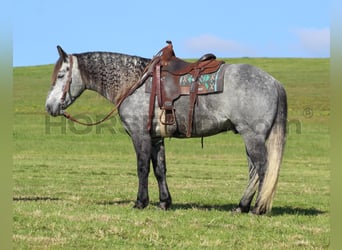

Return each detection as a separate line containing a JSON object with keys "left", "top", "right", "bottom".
{"left": 145, "top": 41, "right": 225, "bottom": 137}
{"left": 116, "top": 41, "right": 225, "bottom": 137}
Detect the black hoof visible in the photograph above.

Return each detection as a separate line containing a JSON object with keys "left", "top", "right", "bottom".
{"left": 159, "top": 201, "right": 171, "bottom": 210}
{"left": 133, "top": 200, "right": 148, "bottom": 209}
{"left": 231, "top": 205, "right": 250, "bottom": 214}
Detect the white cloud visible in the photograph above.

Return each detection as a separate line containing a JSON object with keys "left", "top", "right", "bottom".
{"left": 293, "top": 28, "right": 330, "bottom": 57}
{"left": 183, "top": 34, "right": 254, "bottom": 57}
{"left": 182, "top": 30, "right": 330, "bottom": 58}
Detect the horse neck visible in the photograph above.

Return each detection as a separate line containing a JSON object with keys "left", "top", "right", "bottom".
{"left": 75, "top": 52, "right": 150, "bottom": 104}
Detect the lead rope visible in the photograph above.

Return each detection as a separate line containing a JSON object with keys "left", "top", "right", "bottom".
{"left": 62, "top": 108, "right": 118, "bottom": 126}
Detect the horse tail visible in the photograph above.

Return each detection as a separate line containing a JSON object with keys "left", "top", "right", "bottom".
{"left": 256, "top": 82, "right": 287, "bottom": 214}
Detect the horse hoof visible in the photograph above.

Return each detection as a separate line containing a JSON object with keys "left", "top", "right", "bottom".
{"left": 251, "top": 207, "right": 267, "bottom": 215}
{"left": 231, "top": 206, "right": 250, "bottom": 214}
{"left": 133, "top": 200, "right": 148, "bottom": 209}
{"left": 231, "top": 207, "right": 242, "bottom": 213}
{"left": 159, "top": 201, "right": 171, "bottom": 210}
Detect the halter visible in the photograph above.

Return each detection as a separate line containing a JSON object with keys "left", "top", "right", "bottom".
{"left": 60, "top": 55, "right": 74, "bottom": 103}
{"left": 61, "top": 54, "right": 118, "bottom": 126}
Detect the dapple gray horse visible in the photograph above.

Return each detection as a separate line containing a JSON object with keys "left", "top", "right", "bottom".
{"left": 45, "top": 46, "right": 287, "bottom": 215}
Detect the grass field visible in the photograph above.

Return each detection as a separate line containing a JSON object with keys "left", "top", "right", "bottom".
{"left": 13, "top": 58, "right": 330, "bottom": 249}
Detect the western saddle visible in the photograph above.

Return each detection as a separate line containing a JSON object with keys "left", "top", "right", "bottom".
{"left": 147, "top": 41, "right": 225, "bottom": 137}
{"left": 126, "top": 41, "right": 225, "bottom": 137}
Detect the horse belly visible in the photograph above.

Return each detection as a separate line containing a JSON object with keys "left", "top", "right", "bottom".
{"left": 167, "top": 95, "right": 233, "bottom": 138}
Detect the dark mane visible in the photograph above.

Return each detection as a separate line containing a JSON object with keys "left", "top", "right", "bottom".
{"left": 75, "top": 51, "right": 151, "bottom": 103}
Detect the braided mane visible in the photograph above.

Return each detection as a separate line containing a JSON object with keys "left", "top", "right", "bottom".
{"left": 75, "top": 52, "right": 151, "bottom": 104}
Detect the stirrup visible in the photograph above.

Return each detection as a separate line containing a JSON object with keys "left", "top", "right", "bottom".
{"left": 159, "top": 108, "right": 176, "bottom": 125}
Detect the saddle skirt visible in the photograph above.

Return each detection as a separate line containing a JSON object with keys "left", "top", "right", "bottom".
{"left": 145, "top": 64, "right": 226, "bottom": 95}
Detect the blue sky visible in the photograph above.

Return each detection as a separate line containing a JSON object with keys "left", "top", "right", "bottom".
{"left": 13, "top": 0, "right": 330, "bottom": 66}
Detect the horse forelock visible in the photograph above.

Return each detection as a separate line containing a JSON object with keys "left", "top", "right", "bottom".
{"left": 51, "top": 56, "right": 64, "bottom": 85}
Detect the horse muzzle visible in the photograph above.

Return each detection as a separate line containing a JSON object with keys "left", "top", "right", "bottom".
{"left": 45, "top": 101, "right": 64, "bottom": 117}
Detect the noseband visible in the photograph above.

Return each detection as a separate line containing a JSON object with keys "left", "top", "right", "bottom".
{"left": 59, "top": 54, "right": 118, "bottom": 126}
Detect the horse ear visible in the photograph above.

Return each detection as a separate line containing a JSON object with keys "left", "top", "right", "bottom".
{"left": 57, "top": 45, "right": 68, "bottom": 62}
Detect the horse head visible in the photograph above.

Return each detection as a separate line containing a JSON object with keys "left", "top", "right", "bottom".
{"left": 45, "top": 46, "right": 85, "bottom": 116}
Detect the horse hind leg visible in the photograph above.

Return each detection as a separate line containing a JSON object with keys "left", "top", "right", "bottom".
{"left": 237, "top": 134, "right": 268, "bottom": 214}
{"left": 232, "top": 153, "right": 259, "bottom": 213}
{"left": 151, "top": 139, "right": 172, "bottom": 210}
{"left": 253, "top": 112, "right": 286, "bottom": 215}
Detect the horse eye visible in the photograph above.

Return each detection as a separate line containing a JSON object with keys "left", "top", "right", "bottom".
{"left": 57, "top": 73, "right": 65, "bottom": 79}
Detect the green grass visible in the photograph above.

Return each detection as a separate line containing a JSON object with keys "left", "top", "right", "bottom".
{"left": 13, "top": 58, "right": 330, "bottom": 249}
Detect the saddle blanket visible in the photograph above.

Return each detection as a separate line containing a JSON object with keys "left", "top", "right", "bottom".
{"left": 145, "top": 64, "right": 226, "bottom": 95}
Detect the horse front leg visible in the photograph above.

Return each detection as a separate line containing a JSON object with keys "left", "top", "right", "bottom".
{"left": 132, "top": 134, "right": 152, "bottom": 209}
{"left": 151, "top": 138, "right": 172, "bottom": 210}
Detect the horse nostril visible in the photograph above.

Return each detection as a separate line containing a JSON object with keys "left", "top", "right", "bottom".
{"left": 46, "top": 104, "right": 51, "bottom": 114}
{"left": 46, "top": 103, "right": 57, "bottom": 116}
